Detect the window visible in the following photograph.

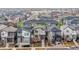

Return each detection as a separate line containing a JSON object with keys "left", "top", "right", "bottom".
{"left": 72, "top": 35, "right": 76, "bottom": 39}
{"left": 66, "top": 30, "right": 69, "bottom": 32}
{"left": 34, "top": 30, "right": 38, "bottom": 35}
{"left": 7, "top": 38, "right": 13, "bottom": 43}
{"left": 66, "top": 35, "right": 69, "bottom": 38}
{"left": 8, "top": 32, "right": 14, "bottom": 37}
{"left": 35, "top": 30, "right": 38, "bottom": 33}
{"left": 24, "top": 33, "right": 29, "bottom": 36}
{"left": 22, "top": 37, "right": 30, "bottom": 43}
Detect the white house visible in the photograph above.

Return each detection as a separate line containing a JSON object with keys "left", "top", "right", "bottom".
{"left": 17, "top": 28, "right": 31, "bottom": 47}
{"left": 60, "top": 25, "right": 77, "bottom": 41}
{"left": 22, "top": 30, "right": 31, "bottom": 45}
{"left": 0, "top": 24, "right": 7, "bottom": 45}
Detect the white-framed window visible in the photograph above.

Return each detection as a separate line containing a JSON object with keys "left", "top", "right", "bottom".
{"left": 22, "top": 30, "right": 30, "bottom": 37}
{"left": 7, "top": 38, "right": 13, "bottom": 43}
{"left": 66, "top": 30, "right": 69, "bottom": 32}
{"left": 22, "top": 37, "right": 30, "bottom": 43}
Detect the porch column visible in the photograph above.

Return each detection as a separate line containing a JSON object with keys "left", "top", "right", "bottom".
{"left": 39, "top": 34, "right": 45, "bottom": 47}
{"left": 19, "top": 43, "right": 22, "bottom": 48}
{"left": 5, "top": 38, "right": 9, "bottom": 48}
{"left": 41, "top": 39, "right": 45, "bottom": 47}
{"left": 19, "top": 37, "right": 22, "bottom": 48}
{"left": 6, "top": 43, "right": 9, "bottom": 48}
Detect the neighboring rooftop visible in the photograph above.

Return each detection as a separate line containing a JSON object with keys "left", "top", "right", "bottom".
{"left": 51, "top": 27, "right": 61, "bottom": 32}
{"left": 63, "top": 16, "right": 79, "bottom": 20}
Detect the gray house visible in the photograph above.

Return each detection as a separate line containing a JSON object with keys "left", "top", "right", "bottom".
{"left": 48, "top": 27, "right": 61, "bottom": 45}
{"left": 0, "top": 26, "right": 17, "bottom": 47}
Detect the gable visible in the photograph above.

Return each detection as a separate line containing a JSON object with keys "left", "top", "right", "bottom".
{"left": 64, "top": 27, "right": 72, "bottom": 31}
{"left": 62, "top": 26, "right": 77, "bottom": 35}
{"left": 63, "top": 27, "right": 73, "bottom": 34}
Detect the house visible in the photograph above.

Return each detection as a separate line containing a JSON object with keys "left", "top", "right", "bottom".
{"left": 17, "top": 20, "right": 32, "bottom": 47}
{"left": 34, "top": 28, "right": 46, "bottom": 47}
{"left": 17, "top": 27, "right": 31, "bottom": 47}
{"left": 24, "top": 18, "right": 57, "bottom": 47}
{"left": 60, "top": 25, "right": 77, "bottom": 41}
{"left": 0, "top": 26, "right": 17, "bottom": 47}
{"left": 48, "top": 27, "right": 61, "bottom": 45}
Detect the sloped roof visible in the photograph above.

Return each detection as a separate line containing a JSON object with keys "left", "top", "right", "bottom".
{"left": 23, "top": 27, "right": 32, "bottom": 31}
{"left": 63, "top": 16, "right": 79, "bottom": 20}
{"left": 25, "top": 16, "right": 57, "bottom": 24}
{"left": 38, "top": 16, "right": 53, "bottom": 20}
{"left": 3, "top": 26, "right": 17, "bottom": 32}
{"left": 51, "top": 27, "right": 61, "bottom": 32}
{"left": 71, "top": 19, "right": 79, "bottom": 24}
{"left": 63, "top": 25, "right": 78, "bottom": 31}
{"left": 68, "top": 25, "right": 76, "bottom": 30}
{"left": 24, "top": 21, "right": 31, "bottom": 28}
{"left": 0, "top": 24, "right": 7, "bottom": 30}
{"left": 26, "top": 19, "right": 57, "bottom": 24}
{"left": 17, "top": 27, "right": 32, "bottom": 33}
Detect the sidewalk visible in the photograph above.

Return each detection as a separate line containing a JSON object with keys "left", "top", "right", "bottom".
{"left": 0, "top": 42, "right": 78, "bottom": 50}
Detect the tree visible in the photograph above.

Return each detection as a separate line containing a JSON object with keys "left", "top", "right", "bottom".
{"left": 56, "top": 20, "right": 63, "bottom": 28}
{"left": 18, "top": 20, "right": 24, "bottom": 28}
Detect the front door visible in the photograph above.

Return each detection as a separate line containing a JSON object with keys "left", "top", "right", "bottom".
{"left": 22, "top": 30, "right": 30, "bottom": 45}
{"left": 22, "top": 37, "right": 30, "bottom": 45}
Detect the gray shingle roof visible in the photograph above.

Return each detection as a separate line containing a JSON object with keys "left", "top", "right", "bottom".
{"left": 51, "top": 27, "right": 61, "bottom": 32}
{"left": 26, "top": 19, "right": 57, "bottom": 24}
{"left": 71, "top": 19, "right": 79, "bottom": 24}
{"left": 2, "top": 26, "right": 17, "bottom": 32}
{"left": 63, "top": 16, "right": 79, "bottom": 20}
{"left": 24, "top": 21, "right": 31, "bottom": 28}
